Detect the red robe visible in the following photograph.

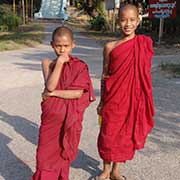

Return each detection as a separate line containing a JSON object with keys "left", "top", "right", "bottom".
{"left": 31, "top": 57, "right": 95, "bottom": 180}
{"left": 98, "top": 35, "right": 154, "bottom": 162}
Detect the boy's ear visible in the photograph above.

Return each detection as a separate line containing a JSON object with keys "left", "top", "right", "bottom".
{"left": 72, "top": 41, "right": 75, "bottom": 48}
{"left": 137, "top": 17, "right": 140, "bottom": 26}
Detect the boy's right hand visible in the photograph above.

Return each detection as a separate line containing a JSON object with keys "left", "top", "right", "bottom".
{"left": 57, "top": 53, "right": 70, "bottom": 64}
{"left": 41, "top": 89, "right": 50, "bottom": 101}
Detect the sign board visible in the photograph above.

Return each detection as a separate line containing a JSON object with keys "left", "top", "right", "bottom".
{"left": 149, "top": 0, "right": 177, "bottom": 18}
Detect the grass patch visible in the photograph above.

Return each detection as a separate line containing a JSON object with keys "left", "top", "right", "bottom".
{"left": 159, "top": 63, "right": 180, "bottom": 78}
{"left": 0, "top": 23, "right": 45, "bottom": 51}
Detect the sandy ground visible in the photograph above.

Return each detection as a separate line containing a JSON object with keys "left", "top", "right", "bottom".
{"left": 0, "top": 21, "right": 180, "bottom": 180}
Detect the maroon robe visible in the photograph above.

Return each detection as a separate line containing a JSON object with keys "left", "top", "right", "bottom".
{"left": 98, "top": 35, "right": 154, "bottom": 162}
{"left": 31, "top": 57, "right": 95, "bottom": 180}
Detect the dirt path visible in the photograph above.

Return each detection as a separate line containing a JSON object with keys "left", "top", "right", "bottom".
{"left": 0, "top": 22, "right": 179, "bottom": 180}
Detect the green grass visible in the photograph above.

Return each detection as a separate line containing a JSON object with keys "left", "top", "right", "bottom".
{"left": 0, "top": 23, "right": 45, "bottom": 51}
{"left": 159, "top": 63, "right": 180, "bottom": 78}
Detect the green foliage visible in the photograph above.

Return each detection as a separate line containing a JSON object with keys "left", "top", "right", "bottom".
{"left": 0, "top": 4, "right": 12, "bottom": 15}
{"left": 5, "top": 14, "right": 22, "bottom": 30}
{"left": 96, "top": 0, "right": 106, "bottom": 16}
{"left": 76, "top": 0, "right": 85, "bottom": 10}
{"left": 0, "top": 23, "right": 45, "bottom": 51}
{"left": 1, "top": 0, "right": 42, "bottom": 14}
{"left": 0, "top": 4, "right": 22, "bottom": 31}
{"left": 90, "top": 15, "right": 107, "bottom": 31}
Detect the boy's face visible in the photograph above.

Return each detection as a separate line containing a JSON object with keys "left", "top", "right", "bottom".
{"left": 51, "top": 35, "right": 75, "bottom": 56}
{"left": 119, "top": 8, "right": 140, "bottom": 37}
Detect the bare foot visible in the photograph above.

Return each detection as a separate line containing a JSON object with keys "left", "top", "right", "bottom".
{"left": 110, "top": 172, "right": 126, "bottom": 180}
{"left": 92, "top": 171, "right": 110, "bottom": 180}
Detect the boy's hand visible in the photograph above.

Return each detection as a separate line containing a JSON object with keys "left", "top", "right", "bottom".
{"left": 41, "top": 89, "right": 53, "bottom": 101}
{"left": 57, "top": 53, "right": 70, "bottom": 64}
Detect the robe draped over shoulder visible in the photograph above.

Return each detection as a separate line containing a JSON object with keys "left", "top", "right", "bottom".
{"left": 98, "top": 35, "right": 154, "bottom": 162}
{"left": 31, "top": 57, "right": 95, "bottom": 180}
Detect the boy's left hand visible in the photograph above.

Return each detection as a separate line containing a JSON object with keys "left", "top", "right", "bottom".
{"left": 41, "top": 89, "right": 53, "bottom": 101}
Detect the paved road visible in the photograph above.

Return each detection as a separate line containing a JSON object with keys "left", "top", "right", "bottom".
{"left": 0, "top": 23, "right": 180, "bottom": 180}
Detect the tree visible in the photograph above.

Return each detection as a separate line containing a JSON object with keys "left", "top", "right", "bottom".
{"left": 96, "top": 0, "right": 106, "bottom": 16}
{"left": 31, "top": 0, "right": 33, "bottom": 20}
{"left": 13, "top": 0, "right": 16, "bottom": 15}
{"left": 25, "top": 0, "right": 28, "bottom": 22}
{"left": 22, "top": 0, "right": 25, "bottom": 24}
{"left": 33, "top": 0, "right": 41, "bottom": 13}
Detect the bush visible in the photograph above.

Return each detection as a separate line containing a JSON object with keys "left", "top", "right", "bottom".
{"left": 90, "top": 15, "right": 107, "bottom": 31}
{"left": 76, "top": 0, "right": 85, "bottom": 10}
{"left": 0, "top": 4, "right": 12, "bottom": 16}
{"left": 5, "top": 14, "right": 22, "bottom": 30}
{"left": 0, "top": 4, "right": 22, "bottom": 31}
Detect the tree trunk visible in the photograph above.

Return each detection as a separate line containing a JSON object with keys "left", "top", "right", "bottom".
{"left": 22, "top": 0, "right": 25, "bottom": 24}
{"left": 25, "top": 0, "right": 28, "bottom": 23}
{"left": 13, "top": 0, "right": 16, "bottom": 15}
{"left": 31, "top": 0, "right": 33, "bottom": 20}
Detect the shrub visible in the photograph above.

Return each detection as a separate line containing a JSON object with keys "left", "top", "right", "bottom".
{"left": 76, "top": 0, "right": 85, "bottom": 10}
{"left": 90, "top": 15, "right": 107, "bottom": 31}
{"left": 0, "top": 4, "right": 22, "bottom": 31}
{"left": 5, "top": 14, "right": 22, "bottom": 30}
{"left": 0, "top": 4, "right": 12, "bottom": 16}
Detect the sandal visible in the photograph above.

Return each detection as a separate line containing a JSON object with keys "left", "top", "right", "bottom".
{"left": 93, "top": 176, "right": 110, "bottom": 180}
{"left": 110, "top": 175, "right": 127, "bottom": 180}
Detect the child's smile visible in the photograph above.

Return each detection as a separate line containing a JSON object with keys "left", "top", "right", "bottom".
{"left": 119, "top": 8, "right": 140, "bottom": 37}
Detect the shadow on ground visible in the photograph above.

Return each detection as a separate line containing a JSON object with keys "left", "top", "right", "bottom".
{"left": 71, "top": 149, "right": 101, "bottom": 180}
{"left": 140, "top": 74, "right": 180, "bottom": 156}
{"left": 0, "top": 110, "right": 39, "bottom": 145}
{"left": 0, "top": 132, "right": 33, "bottom": 180}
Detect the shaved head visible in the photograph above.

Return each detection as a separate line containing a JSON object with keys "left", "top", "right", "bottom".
{"left": 119, "top": 4, "right": 139, "bottom": 18}
{"left": 52, "top": 26, "right": 74, "bottom": 41}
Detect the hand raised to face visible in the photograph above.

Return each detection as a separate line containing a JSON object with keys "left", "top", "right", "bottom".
{"left": 57, "top": 52, "right": 70, "bottom": 64}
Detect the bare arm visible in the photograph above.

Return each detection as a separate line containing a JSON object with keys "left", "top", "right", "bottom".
{"left": 42, "top": 59, "right": 53, "bottom": 83}
{"left": 97, "top": 42, "right": 113, "bottom": 114}
{"left": 42, "top": 89, "right": 84, "bottom": 100}
{"left": 42, "top": 53, "right": 69, "bottom": 92}
{"left": 102, "top": 45, "right": 111, "bottom": 79}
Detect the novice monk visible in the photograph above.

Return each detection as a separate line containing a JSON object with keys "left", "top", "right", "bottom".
{"left": 31, "top": 26, "right": 95, "bottom": 180}
{"left": 96, "top": 4, "right": 154, "bottom": 180}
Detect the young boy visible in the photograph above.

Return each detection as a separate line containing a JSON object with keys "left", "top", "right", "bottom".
{"left": 31, "top": 26, "right": 95, "bottom": 180}
{"left": 96, "top": 4, "right": 154, "bottom": 180}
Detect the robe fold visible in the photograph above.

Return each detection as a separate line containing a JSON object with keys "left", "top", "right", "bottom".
{"left": 98, "top": 35, "right": 154, "bottom": 162}
{"left": 31, "top": 57, "right": 95, "bottom": 180}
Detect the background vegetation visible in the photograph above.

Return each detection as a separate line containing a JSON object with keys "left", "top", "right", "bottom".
{"left": 0, "top": 0, "right": 179, "bottom": 51}
{"left": 0, "top": 0, "right": 44, "bottom": 51}
{"left": 73, "top": 0, "right": 180, "bottom": 36}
